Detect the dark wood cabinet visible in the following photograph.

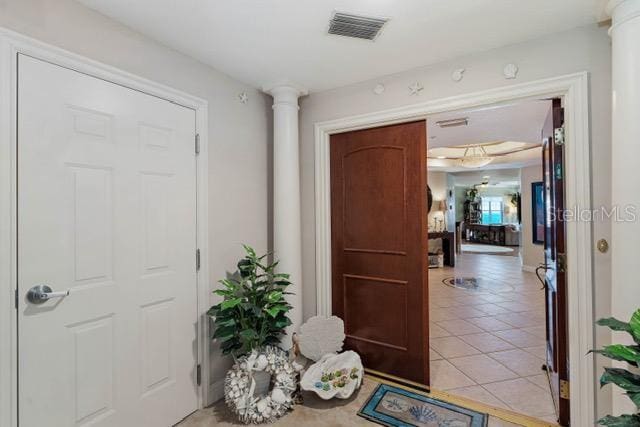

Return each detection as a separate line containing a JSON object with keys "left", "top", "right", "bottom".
{"left": 428, "top": 231, "right": 455, "bottom": 266}
{"left": 466, "top": 224, "right": 506, "bottom": 246}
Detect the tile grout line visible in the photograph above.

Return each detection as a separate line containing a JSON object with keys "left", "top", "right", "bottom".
{"left": 428, "top": 252, "right": 555, "bottom": 421}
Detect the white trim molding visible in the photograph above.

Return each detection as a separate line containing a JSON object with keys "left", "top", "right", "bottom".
{"left": 0, "top": 27, "right": 211, "bottom": 427}
{"left": 314, "top": 72, "right": 594, "bottom": 426}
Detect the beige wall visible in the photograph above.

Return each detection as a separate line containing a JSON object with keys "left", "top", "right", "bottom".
{"left": 520, "top": 166, "right": 545, "bottom": 270}
{"left": 427, "top": 171, "right": 447, "bottom": 231}
{"left": 299, "top": 24, "right": 612, "bottom": 417}
{"left": 0, "top": 0, "right": 272, "bottom": 393}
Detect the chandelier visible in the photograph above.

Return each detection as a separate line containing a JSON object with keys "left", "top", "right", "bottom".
{"left": 459, "top": 145, "right": 493, "bottom": 168}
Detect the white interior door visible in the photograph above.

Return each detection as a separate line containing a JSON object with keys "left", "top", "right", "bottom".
{"left": 18, "top": 54, "right": 199, "bottom": 427}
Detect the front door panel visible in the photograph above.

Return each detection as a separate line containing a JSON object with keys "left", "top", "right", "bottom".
{"left": 542, "top": 98, "right": 569, "bottom": 426}
{"left": 330, "top": 121, "right": 429, "bottom": 385}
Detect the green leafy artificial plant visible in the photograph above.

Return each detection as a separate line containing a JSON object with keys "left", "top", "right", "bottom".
{"left": 207, "top": 245, "right": 293, "bottom": 358}
{"left": 594, "top": 309, "right": 640, "bottom": 426}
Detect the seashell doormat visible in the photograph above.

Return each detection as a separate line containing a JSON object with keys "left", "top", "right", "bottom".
{"left": 359, "top": 383, "right": 487, "bottom": 427}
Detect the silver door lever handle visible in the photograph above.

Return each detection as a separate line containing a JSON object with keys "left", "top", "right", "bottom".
{"left": 27, "top": 285, "right": 70, "bottom": 304}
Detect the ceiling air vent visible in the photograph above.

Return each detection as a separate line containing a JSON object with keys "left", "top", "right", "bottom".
{"left": 328, "top": 12, "right": 389, "bottom": 41}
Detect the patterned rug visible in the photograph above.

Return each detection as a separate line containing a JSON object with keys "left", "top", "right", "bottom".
{"left": 443, "top": 277, "right": 515, "bottom": 293}
{"left": 443, "top": 277, "right": 480, "bottom": 290}
{"left": 359, "top": 384, "right": 488, "bottom": 427}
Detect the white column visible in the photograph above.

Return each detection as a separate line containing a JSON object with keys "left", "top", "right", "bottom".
{"left": 608, "top": 0, "right": 640, "bottom": 416}
{"left": 264, "top": 83, "right": 307, "bottom": 348}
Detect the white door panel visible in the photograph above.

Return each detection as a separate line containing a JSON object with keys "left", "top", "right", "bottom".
{"left": 18, "top": 54, "right": 198, "bottom": 427}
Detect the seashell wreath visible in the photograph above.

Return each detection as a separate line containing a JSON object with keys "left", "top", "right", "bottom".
{"left": 224, "top": 346, "right": 297, "bottom": 424}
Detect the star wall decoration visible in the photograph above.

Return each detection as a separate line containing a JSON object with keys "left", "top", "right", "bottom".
{"left": 408, "top": 82, "right": 424, "bottom": 96}
{"left": 238, "top": 91, "right": 249, "bottom": 104}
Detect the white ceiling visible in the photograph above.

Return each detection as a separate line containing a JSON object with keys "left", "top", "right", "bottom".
{"left": 427, "top": 99, "right": 549, "bottom": 173}
{"left": 449, "top": 168, "right": 522, "bottom": 188}
{"left": 427, "top": 100, "right": 552, "bottom": 149}
{"left": 428, "top": 148, "right": 542, "bottom": 173}
{"left": 78, "top": 0, "right": 606, "bottom": 92}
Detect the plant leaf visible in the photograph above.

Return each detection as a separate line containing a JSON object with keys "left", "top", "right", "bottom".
{"left": 221, "top": 298, "right": 242, "bottom": 310}
{"left": 221, "top": 339, "right": 241, "bottom": 355}
{"left": 589, "top": 350, "right": 638, "bottom": 366}
{"left": 207, "top": 244, "right": 293, "bottom": 356}
{"left": 215, "top": 318, "right": 236, "bottom": 328}
{"left": 266, "top": 291, "right": 283, "bottom": 303}
{"left": 265, "top": 307, "right": 281, "bottom": 318}
{"left": 241, "top": 244, "right": 256, "bottom": 257}
{"left": 213, "top": 325, "right": 236, "bottom": 339}
{"left": 600, "top": 368, "right": 640, "bottom": 392}
{"left": 630, "top": 310, "right": 640, "bottom": 343}
{"left": 274, "top": 317, "right": 292, "bottom": 329}
{"left": 597, "top": 317, "right": 632, "bottom": 333}
{"left": 265, "top": 305, "right": 290, "bottom": 318}
{"left": 217, "top": 334, "right": 236, "bottom": 343}
{"left": 596, "top": 345, "right": 640, "bottom": 366}
{"left": 598, "top": 414, "right": 640, "bottom": 426}
{"left": 239, "top": 329, "right": 258, "bottom": 340}
{"left": 213, "top": 289, "right": 234, "bottom": 297}
{"left": 219, "top": 278, "right": 239, "bottom": 289}
{"left": 206, "top": 304, "right": 220, "bottom": 316}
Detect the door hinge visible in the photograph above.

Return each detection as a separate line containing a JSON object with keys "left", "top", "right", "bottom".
{"left": 559, "top": 379, "right": 570, "bottom": 400}
{"left": 195, "top": 133, "right": 200, "bottom": 155}
{"left": 557, "top": 252, "right": 566, "bottom": 273}
{"left": 196, "top": 248, "right": 201, "bottom": 271}
{"left": 14, "top": 289, "right": 18, "bottom": 309}
{"left": 196, "top": 364, "right": 202, "bottom": 386}
{"left": 554, "top": 126, "right": 565, "bottom": 146}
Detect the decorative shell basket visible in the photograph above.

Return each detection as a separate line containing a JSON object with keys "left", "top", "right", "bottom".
{"left": 300, "top": 350, "right": 363, "bottom": 400}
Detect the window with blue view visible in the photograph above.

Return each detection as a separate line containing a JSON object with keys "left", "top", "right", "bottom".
{"left": 481, "top": 197, "right": 503, "bottom": 224}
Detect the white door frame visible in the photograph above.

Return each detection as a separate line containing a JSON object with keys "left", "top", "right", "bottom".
{"left": 0, "top": 28, "right": 210, "bottom": 427}
{"left": 314, "top": 72, "right": 594, "bottom": 426}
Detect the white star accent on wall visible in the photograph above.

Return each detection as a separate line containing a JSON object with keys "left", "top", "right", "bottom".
{"left": 408, "top": 82, "right": 424, "bottom": 96}
{"left": 238, "top": 91, "right": 249, "bottom": 104}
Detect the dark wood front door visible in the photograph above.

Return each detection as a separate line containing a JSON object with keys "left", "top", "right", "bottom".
{"left": 330, "top": 120, "right": 429, "bottom": 385}
{"left": 542, "top": 99, "right": 569, "bottom": 425}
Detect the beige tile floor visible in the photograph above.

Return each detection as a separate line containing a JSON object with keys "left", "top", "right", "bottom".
{"left": 179, "top": 250, "right": 558, "bottom": 427}
{"left": 429, "top": 251, "right": 557, "bottom": 423}
{"left": 178, "top": 377, "right": 540, "bottom": 427}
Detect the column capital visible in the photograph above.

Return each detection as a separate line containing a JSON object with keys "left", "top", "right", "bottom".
{"left": 263, "top": 80, "right": 308, "bottom": 106}
{"left": 607, "top": 0, "right": 640, "bottom": 29}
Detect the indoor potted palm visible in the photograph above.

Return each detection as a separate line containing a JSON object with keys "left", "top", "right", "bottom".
{"left": 594, "top": 309, "right": 640, "bottom": 426}
{"left": 207, "top": 244, "right": 293, "bottom": 356}
{"left": 208, "top": 245, "right": 296, "bottom": 424}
